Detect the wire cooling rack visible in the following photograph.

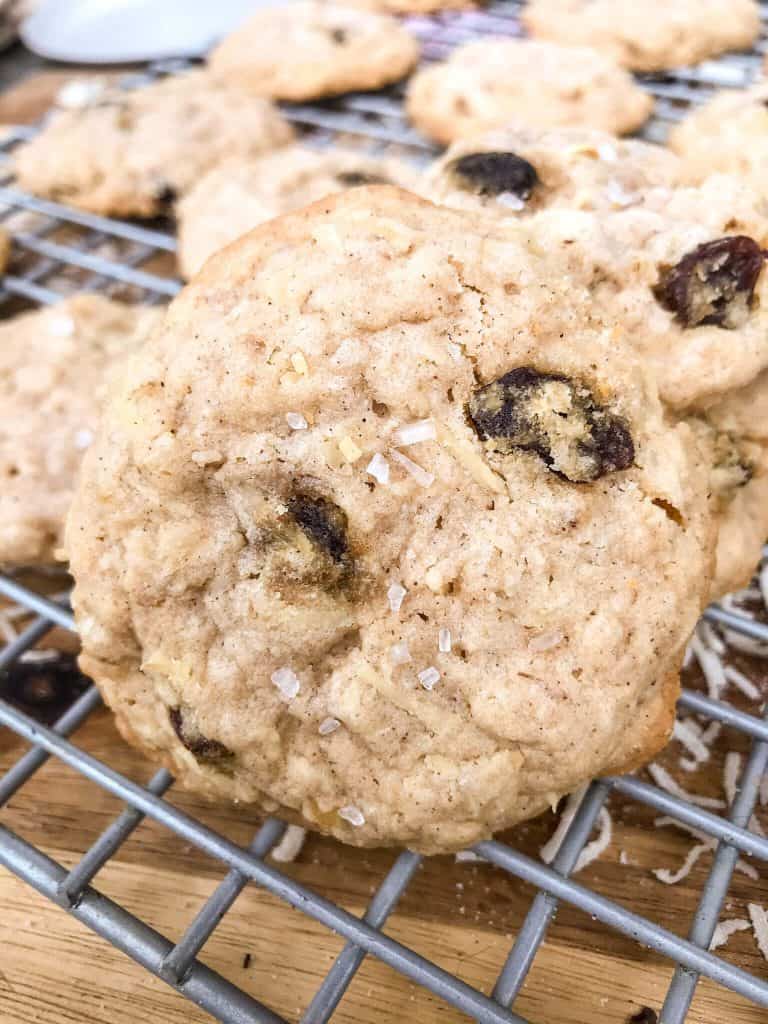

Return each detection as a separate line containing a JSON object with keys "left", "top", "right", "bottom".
{"left": 2, "top": 3, "right": 768, "bottom": 1022}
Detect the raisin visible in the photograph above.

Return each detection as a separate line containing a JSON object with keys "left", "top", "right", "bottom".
{"left": 467, "top": 366, "right": 634, "bottom": 483}
{"left": 335, "top": 171, "right": 389, "bottom": 187}
{"left": 169, "top": 707, "right": 234, "bottom": 765}
{"left": 288, "top": 494, "right": 349, "bottom": 563}
{"left": 448, "top": 151, "right": 539, "bottom": 201}
{"left": 0, "top": 653, "right": 90, "bottom": 726}
{"left": 627, "top": 1010, "right": 657, "bottom": 1024}
{"left": 653, "top": 236, "right": 765, "bottom": 329}
{"left": 154, "top": 182, "right": 177, "bottom": 209}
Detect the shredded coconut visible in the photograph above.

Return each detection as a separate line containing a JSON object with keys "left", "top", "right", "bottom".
{"left": 338, "top": 436, "right": 362, "bottom": 463}
{"left": 318, "top": 717, "right": 340, "bottom": 736}
{"left": 760, "top": 562, "right": 768, "bottom": 611}
{"left": 74, "top": 428, "right": 94, "bottom": 450}
{"left": 338, "top": 805, "right": 365, "bottom": 827}
{"left": 673, "top": 719, "right": 710, "bottom": 764}
{"left": 736, "top": 858, "right": 759, "bottom": 880}
{"left": 271, "top": 667, "right": 300, "bottom": 700}
{"left": 710, "top": 918, "right": 750, "bottom": 951}
{"left": 438, "top": 628, "right": 452, "bottom": 654}
{"left": 270, "top": 825, "right": 306, "bottom": 863}
{"left": 653, "top": 842, "right": 710, "bottom": 884}
{"left": 749, "top": 903, "right": 768, "bottom": 961}
{"left": 724, "top": 665, "right": 761, "bottom": 701}
{"left": 528, "top": 630, "right": 564, "bottom": 653}
{"left": 455, "top": 850, "right": 485, "bottom": 863}
{"left": 446, "top": 342, "right": 463, "bottom": 363}
{"left": 697, "top": 619, "right": 726, "bottom": 656}
{"left": 722, "top": 629, "right": 768, "bottom": 658}
{"left": 366, "top": 453, "right": 389, "bottom": 485}
{"left": 574, "top": 807, "right": 612, "bottom": 873}
{"left": 597, "top": 141, "right": 618, "bottom": 162}
{"left": 291, "top": 352, "right": 309, "bottom": 375}
{"left": 387, "top": 582, "right": 407, "bottom": 613}
{"left": 689, "top": 631, "right": 727, "bottom": 701}
{"left": 495, "top": 192, "right": 525, "bottom": 211}
{"left": 760, "top": 775, "right": 768, "bottom": 807}
{"left": 390, "top": 642, "right": 411, "bottom": 666}
{"left": 723, "top": 752, "right": 765, "bottom": 835}
{"left": 285, "top": 412, "right": 308, "bottom": 430}
{"left": 393, "top": 419, "right": 436, "bottom": 446}
{"left": 390, "top": 449, "right": 434, "bottom": 487}
{"left": 647, "top": 763, "right": 725, "bottom": 809}
{"left": 540, "top": 784, "right": 589, "bottom": 864}
{"left": 0, "top": 613, "right": 17, "bottom": 645}
{"left": 417, "top": 666, "right": 440, "bottom": 691}
{"left": 191, "top": 449, "right": 223, "bottom": 466}
{"left": 56, "top": 78, "right": 106, "bottom": 109}
{"left": 47, "top": 314, "right": 75, "bottom": 337}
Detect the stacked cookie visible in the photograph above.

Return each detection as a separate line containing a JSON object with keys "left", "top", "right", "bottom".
{"left": 3, "top": 3, "right": 767, "bottom": 853}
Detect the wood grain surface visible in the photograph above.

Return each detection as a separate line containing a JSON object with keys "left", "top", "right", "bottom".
{"left": 1, "top": 71, "right": 768, "bottom": 1024}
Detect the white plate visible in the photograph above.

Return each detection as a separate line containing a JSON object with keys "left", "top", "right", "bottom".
{"left": 21, "top": 0, "right": 273, "bottom": 63}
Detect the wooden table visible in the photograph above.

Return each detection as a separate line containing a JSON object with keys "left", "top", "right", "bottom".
{"left": 1, "top": 69, "right": 767, "bottom": 1024}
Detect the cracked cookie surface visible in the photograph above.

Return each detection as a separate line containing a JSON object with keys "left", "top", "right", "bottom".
{"left": 209, "top": 2, "right": 419, "bottom": 101}
{"left": 522, "top": 0, "right": 760, "bottom": 72}
{"left": 406, "top": 39, "right": 653, "bottom": 145}
{"left": 67, "top": 188, "right": 713, "bottom": 852}
{"left": 0, "top": 294, "right": 163, "bottom": 565}
{"left": 13, "top": 70, "right": 294, "bottom": 217}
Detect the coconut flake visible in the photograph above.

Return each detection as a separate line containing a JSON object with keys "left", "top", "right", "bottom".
{"left": 455, "top": 849, "right": 485, "bottom": 863}
{"left": 291, "top": 352, "right": 309, "bottom": 375}
{"left": 446, "top": 342, "right": 463, "bottom": 363}
{"left": 529, "top": 630, "right": 564, "bottom": 653}
{"left": 57, "top": 78, "right": 106, "bottom": 109}
{"left": 736, "top": 859, "right": 759, "bottom": 880}
{"left": 0, "top": 612, "right": 17, "bottom": 645}
{"left": 698, "top": 619, "right": 726, "bottom": 656}
{"left": 722, "top": 629, "right": 768, "bottom": 658}
{"left": 749, "top": 904, "right": 768, "bottom": 960}
{"left": 724, "top": 751, "right": 741, "bottom": 807}
{"left": 393, "top": 419, "right": 436, "bottom": 446}
{"left": 47, "top": 314, "right": 75, "bottom": 337}
{"left": 318, "top": 717, "right": 340, "bottom": 735}
{"left": 390, "top": 449, "right": 434, "bottom": 487}
{"left": 540, "top": 783, "right": 589, "bottom": 864}
{"left": 387, "top": 582, "right": 407, "bottom": 613}
{"left": 417, "top": 666, "right": 440, "bottom": 691}
{"left": 574, "top": 807, "right": 612, "bottom": 873}
{"left": 286, "top": 412, "right": 308, "bottom": 430}
{"left": 724, "top": 665, "right": 761, "bottom": 701}
{"left": 710, "top": 918, "right": 750, "bottom": 951}
{"left": 338, "top": 436, "right": 362, "bottom": 463}
{"left": 647, "top": 763, "right": 725, "bottom": 809}
{"left": 438, "top": 628, "right": 452, "bottom": 654}
{"left": 390, "top": 642, "right": 411, "bottom": 665}
{"left": 689, "top": 631, "right": 727, "bottom": 701}
{"left": 653, "top": 842, "right": 710, "bottom": 884}
{"left": 760, "top": 775, "right": 768, "bottom": 807}
{"left": 495, "top": 192, "right": 526, "bottom": 211}
{"left": 271, "top": 667, "right": 300, "bottom": 700}
{"left": 270, "top": 825, "right": 306, "bottom": 863}
{"left": 339, "top": 805, "right": 365, "bottom": 827}
{"left": 673, "top": 719, "right": 710, "bottom": 765}
{"left": 74, "top": 428, "right": 94, "bottom": 450}
{"left": 760, "top": 563, "right": 768, "bottom": 611}
{"left": 366, "top": 453, "right": 389, "bottom": 485}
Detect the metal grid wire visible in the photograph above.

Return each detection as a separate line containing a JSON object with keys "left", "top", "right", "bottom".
{"left": 1, "top": 3, "right": 768, "bottom": 1021}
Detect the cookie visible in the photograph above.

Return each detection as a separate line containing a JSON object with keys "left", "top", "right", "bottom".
{"left": 339, "top": 0, "right": 470, "bottom": 12}
{"left": 522, "top": 0, "right": 760, "bottom": 72}
{"left": 208, "top": 2, "right": 419, "bottom": 102}
{"left": 0, "top": 295, "right": 162, "bottom": 566}
{"left": 13, "top": 70, "right": 294, "bottom": 217}
{"left": 527, "top": 174, "right": 768, "bottom": 411}
{"left": 421, "top": 126, "right": 680, "bottom": 217}
{"left": 67, "top": 187, "right": 713, "bottom": 853}
{"left": 177, "top": 146, "right": 419, "bottom": 278}
{"left": 669, "top": 82, "right": 768, "bottom": 189}
{"left": 406, "top": 39, "right": 653, "bottom": 145}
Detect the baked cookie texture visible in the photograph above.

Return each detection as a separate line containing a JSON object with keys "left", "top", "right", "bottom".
{"left": 0, "top": 295, "right": 163, "bottom": 566}
{"left": 209, "top": 2, "right": 419, "bottom": 101}
{"left": 421, "top": 126, "right": 681, "bottom": 217}
{"left": 177, "top": 146, "right": 419, "bottom": 278}
{"left": 339, "top": 0, "right": 470, "bottom": 12}
{"left": 406, "top": 39, "right": 653, "bottom": 144}
{"left": 522, "top": 0, "right": 760, "bottom": 72}
{"left": 13, "top": 70, "right": 294, "bottom": 217}
{"left": 67, "top": 188, "right": 713, "bottom": 853}
{"left": 669, "top": 82, "right": 768, "bottom": 188}
{"left": 701, "top": 375, "right": 768, "bottom": 596}
{"left": 526, "top": 175, "right": 768, "bottom": 412}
